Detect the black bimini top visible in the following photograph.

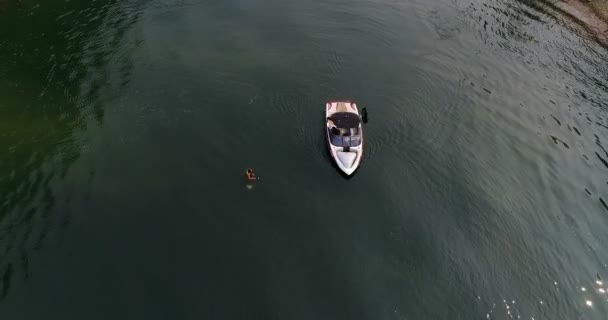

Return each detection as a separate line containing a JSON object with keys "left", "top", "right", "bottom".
{"left": 328, "top": 112, "right": 361, "bottom": 128}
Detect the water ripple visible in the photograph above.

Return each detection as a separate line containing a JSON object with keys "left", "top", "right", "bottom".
{"left": 0, "top": 0, "right": 145, "bottom": 302}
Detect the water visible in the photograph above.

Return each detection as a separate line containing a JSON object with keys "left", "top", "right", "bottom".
{"left": 1, "top": 0, "right": 608, "bottom": 318}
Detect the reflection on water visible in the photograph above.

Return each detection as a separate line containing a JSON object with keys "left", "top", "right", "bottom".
{"left": 461, "top": 0, "right": 608, "bottom": 200}
{"left": 0, "top": 0, "right": 141, "bottom": 300}
{"left": 421, "top": 0, "right": 608, "bottom": 319}
{"left": 477, "top": 274, "right": 608, "bottom": 319}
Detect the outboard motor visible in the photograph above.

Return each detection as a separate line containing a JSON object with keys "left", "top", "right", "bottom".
{"left": 361, "top": 107, "right": 368, "bottom": 124}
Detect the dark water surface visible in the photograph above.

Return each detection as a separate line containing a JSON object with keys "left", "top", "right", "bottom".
{"left": 1, "top": 0, "right": 608, "bottom": 318}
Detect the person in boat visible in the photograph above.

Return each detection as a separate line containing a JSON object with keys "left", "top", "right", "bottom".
{"left": 328, "top": 117, "right": 360, "bottom": 137}
{"left": 328, "top": 118, "right": 341, "bottom": 135}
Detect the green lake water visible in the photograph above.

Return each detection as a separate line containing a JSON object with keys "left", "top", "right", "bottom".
{"left": 1, "top": 0, "right": 608, "bottom": 318}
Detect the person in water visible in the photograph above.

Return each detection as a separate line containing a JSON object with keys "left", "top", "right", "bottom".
{"left": 246, "top": 169, "right": 257, "bottom": 180}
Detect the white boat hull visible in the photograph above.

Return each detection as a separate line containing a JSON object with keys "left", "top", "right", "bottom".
{"left": 325, "top": 101, "right": 363, "bottom": 176}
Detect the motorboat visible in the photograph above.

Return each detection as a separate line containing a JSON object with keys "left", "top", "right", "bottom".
{"left": 325, "top": 101, "right": 364, "bottom": 175}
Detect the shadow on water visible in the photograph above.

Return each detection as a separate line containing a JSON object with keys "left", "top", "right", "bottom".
{"left": 0, "top": 0, "right": 142, "bottom": 301}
